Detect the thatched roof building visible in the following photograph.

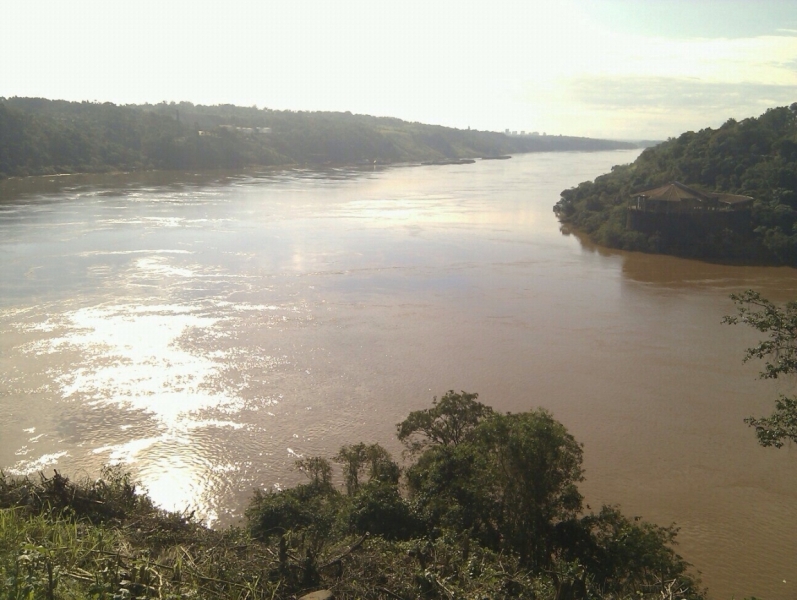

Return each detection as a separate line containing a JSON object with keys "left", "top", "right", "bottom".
{"left": 630, "top": 182, "right": 753, "bottom": 213}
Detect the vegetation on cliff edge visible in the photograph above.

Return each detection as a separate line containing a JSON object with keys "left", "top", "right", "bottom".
{"left": 1, "top": 392, "right": 702, "bottom": 600}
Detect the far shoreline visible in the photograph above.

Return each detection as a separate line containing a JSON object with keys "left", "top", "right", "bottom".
{"left": 0, "top": 146, "right": 647, "bottom": 184}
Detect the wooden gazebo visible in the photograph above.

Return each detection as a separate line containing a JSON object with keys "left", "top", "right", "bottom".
{"left": 630, "top": 182, "right": 753, "bottom": 213}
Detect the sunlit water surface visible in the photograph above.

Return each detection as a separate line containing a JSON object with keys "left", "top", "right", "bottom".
{"left": 2, "top": 152, "right": 796, "bottom": 599}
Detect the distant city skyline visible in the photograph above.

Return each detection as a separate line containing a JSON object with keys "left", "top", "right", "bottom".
{"left": 4, "top": 0, "right": 797, "bottom": 140}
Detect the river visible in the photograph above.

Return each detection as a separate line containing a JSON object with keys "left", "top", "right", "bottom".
{"left": 1, "top": 150, "right": 796, "bottom": 599}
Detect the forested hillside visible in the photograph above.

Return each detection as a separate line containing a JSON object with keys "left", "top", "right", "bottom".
{"left": 554, "top": 104, "right": 797, "bottom": 265}
{"left": 0, "top": 98, "right": 635, "bottom": 178}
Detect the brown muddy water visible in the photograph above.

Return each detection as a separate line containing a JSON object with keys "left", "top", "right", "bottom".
{"left": 1, "top": 151, "right": 796, "bottom": 599}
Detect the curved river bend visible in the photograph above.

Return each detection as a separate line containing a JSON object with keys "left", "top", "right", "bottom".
{"left": 1, "top": 151, "right": 796, "bottom": 599}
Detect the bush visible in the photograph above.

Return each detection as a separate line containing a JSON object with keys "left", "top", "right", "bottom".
{"left": 348, "top": 481, "right": 420, "bottom": 540}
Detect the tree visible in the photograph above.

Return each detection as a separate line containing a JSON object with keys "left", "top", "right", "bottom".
{"left": 406, "top": 405, "right": 584, "bottom": 569}
{"left": 555, "top": 506, "right": 695, "bottom": 596}
{"left": 241, "top": 394, "right": 701, "bottom": 598}
{"left": 724, "top": 289, "right": 797, "bottom": 446}
{"left": 473, "top": 410, "right": 584, "bottom": 567}
{"left": 348, "top": 480, "right": 419, "bottom": 539}
{"left": 334, "top": 443, "right": 368, "bottom": 496}
{"left": 295, "top": 456, "right": 333, "bottom": 489}
{"left": 333, "top": 443, "right": 399, "bottom": 495}
{"left": 396, "top": 390, "right": 493, "bottom": 453}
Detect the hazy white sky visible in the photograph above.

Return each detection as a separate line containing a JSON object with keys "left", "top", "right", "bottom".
{"left": 4, "top": 0, "right": 797, "bottom": 139}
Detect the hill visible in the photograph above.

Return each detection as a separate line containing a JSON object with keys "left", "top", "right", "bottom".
{"left": 0, "top": 98, "right": 636, "bottom": 178}
{"left": 554, "top": 104, "right": 797, "bottom": 265}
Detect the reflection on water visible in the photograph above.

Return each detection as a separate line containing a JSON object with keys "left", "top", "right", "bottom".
{"left": 566, "top": 225, "right": 797, "bottom": 299}
{"left": 2, "top": 151, "right": 797, "bottom": 598}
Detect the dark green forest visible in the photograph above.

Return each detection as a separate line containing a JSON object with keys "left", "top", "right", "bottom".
{"left": 554, "top": 103, "right": 797, "bottom": 265}
{"left": 0, "top": 393, "right": 701, "bottom": 600}
{"left": 0, "top": 98, "right": 635, "bottom": 179}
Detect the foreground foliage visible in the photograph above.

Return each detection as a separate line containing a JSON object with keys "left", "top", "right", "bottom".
{"left": 554, "top": 103, "right": 797, "bottom": 264}
{"left": 725, "top": 290, "right": 797, "bottom": 447}
{"left": 0, "top": 467, "right": 280, "bottom": 600}
{"left": 0, "top": 394, "right": 704, "bottom": 599}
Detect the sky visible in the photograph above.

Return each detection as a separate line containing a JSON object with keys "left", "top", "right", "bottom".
{"left": 3, "top": 0, "right": 797, "bottom": 139}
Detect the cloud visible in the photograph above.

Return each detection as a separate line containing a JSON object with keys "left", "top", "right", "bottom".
{"left": 512, "top": 75, "right": 797, "bottom": 140}
{"left": 578, "top": 0, "right": 797, "bottom": 40}
{"left": 570, "top": 76, "right": 797, "bottom": 114}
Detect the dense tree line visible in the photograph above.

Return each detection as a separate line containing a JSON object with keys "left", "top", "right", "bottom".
{"left": 0, "top": 392, "right": 703, "bottom": 599}
{"left": 0, "top": 97, "right": 635, "bottom": 179}
{"left": 554, "top": 103, "right": 797, "bottom": 264}
{"left": 246, "top": 391, "right": 702, "bottom": 599}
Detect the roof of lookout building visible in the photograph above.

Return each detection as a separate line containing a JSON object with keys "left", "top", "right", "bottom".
{"left": 713, "top": 192, "right": 754, "bottom": 206}
{"left": 632, "top": 182, "right": 753, "bottom": 206}
{"left": 632, "top": 182, "right": 710, "bottom": 202}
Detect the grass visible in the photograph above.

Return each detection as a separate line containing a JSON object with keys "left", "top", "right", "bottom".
{"left": 0, "top": 468, "right": 550, "bottom": 599}
{"left": 0, "top": 466, "right": 703, "bottom": 600}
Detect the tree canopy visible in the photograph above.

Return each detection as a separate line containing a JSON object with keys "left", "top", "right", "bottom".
{"left": 244, "top": 393, "right": 702, "bottom": 598}
{"left": 406, "top": 408, "right": 584, "bottom": 568}
{"left": 396, "top": 390, "right": 493, "bottom": 452}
